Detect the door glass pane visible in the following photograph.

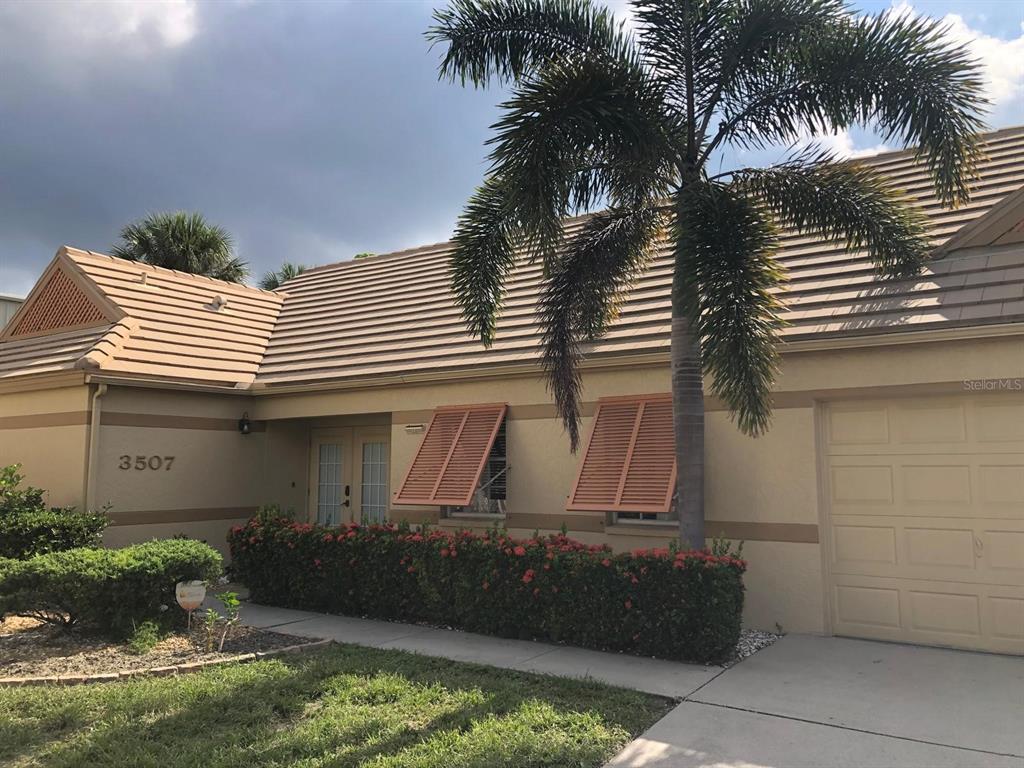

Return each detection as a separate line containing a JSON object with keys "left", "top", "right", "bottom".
{"left": 360, "top": 441, "right": 388, "bottom": 524}
{"left": 317, "top": 443, "right": 343, "bottom": 526}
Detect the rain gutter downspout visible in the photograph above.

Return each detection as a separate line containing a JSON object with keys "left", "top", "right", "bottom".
{"left": 84, "top": 383, "right": 108, "bottom": 512}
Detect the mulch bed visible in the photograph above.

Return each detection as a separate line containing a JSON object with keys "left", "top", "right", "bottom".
{"left": 0, "top": 616, "right": 310, "bottom": 679}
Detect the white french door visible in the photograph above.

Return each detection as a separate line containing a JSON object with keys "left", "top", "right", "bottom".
{"left": 309, "top": 427, "right": 390, "bottom": 526}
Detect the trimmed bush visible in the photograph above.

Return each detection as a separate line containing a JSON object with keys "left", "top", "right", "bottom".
{"left": 0, "top": 539, "right": 222, "bottom": 638}
{"left": 0, "top": 507, "right": 110, "bottom": 560}
{"left": 229, "top": 518, "right": 746, "bottom": 663}
{"left": 0, "top": 464, "right": 108, "bottom": 559}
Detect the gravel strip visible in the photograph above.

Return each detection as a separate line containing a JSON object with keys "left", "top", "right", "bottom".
{"left": 724, "top": 628, "right": 780, "bottom": 666}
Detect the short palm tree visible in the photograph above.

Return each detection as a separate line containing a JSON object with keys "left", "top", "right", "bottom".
{"left": 260, "top": 262, "right": 308, "bottom": 290}
{"left": 429, "top": 0, "right": 985, "bottom": 546}
{"left": 113, "top": 212, "right": 248, "bottom": 283}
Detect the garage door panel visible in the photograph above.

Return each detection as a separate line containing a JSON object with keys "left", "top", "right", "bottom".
{"left": 976, "top": 400, "right": 1024, "bottom": 444}
{"left": 829, "top": 455, "right": 1024, "bottom": 519}
{"left": 832, "top": 574, "right": 1024, "bottom": 654}
{"left": 831, "top": 514, "right": 1024, "bottom": 586}
{"left": 904, "top": 526, "right": 975, "bottom": 569}
{"left": 828, "top": 405, "right": 890, "bottom": 445}
{"left": 990, "top": 595, "right": 1024, "bottom": 642}
{"left": 826, "top": 394, "right": 1024, "bottom": 655}
{"left": 828, "top": 393, "right": 1024, "bottom": 455}
{"left": 892, "top": 401, "right": 967, "bottom": 445}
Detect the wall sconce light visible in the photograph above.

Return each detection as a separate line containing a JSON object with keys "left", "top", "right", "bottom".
{"left": 238, "top": 412, "right": 252, "bottom": 435}
{"left": 404, "top": 423, "right": 425, "bottom": 433}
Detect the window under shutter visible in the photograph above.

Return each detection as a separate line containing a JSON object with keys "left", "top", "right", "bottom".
{"left": 567, "top": 394, "right": 676, "bottom": 514}
{"left": 393, "top": 404, "right": 507, "bottom": 506}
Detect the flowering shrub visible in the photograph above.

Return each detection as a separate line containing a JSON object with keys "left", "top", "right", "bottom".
{"left": 229, "top": 518, "right": 746, "bottom": 663}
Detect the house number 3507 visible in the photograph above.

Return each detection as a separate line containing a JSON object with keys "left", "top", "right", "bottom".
{"left": 118, "top": 455, "right": 176, "bottom": 471}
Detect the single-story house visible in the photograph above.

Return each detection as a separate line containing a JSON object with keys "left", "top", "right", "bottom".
{"left": 2, "top": 125, "right": 1023, "bottom": 655}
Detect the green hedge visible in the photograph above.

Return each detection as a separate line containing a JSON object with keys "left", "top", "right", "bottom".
{"left": 0, "top": 539, "right": 223, "bottom": 638}
{"left": 0, "top": 508, "right": 110, "bottom": 560}
{"left": 0, "top": 464, "right": 108, "bottom": 559}
{"left": 229, "top": 519, "right": 746, "bottom": 663}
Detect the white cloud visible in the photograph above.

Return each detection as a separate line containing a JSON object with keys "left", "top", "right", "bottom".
{"left": 893, "top": 2, "right": 1024, "bottom": 113}
{"left": 1, "top": 0, "right": 198, "bottom": 56}
{"left": 802, "top": 129, "right": 891, "bottom": 159}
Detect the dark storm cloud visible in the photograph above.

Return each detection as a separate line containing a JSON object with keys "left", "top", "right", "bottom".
{"left": 0, "top": 1, "right": 500, "bottom": 294}
{"left": 1, "top": 1, "right": 1020, "bottom": 297}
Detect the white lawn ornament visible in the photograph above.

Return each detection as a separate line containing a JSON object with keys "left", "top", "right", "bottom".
{"left": 176, "top": 580, "right": 207, "bottom": 628}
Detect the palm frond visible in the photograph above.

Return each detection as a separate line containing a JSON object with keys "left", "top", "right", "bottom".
{"left": 540, "top": 205, "right": 663, "bottom": 448}
{"left": 488, "top": 56, "right": 673, "bottom": 260}
{"left": 730, "top": 149, "right": 930, "bottom": 278}
{"left": 710, "top": 7, "right": 985, "bottom": 205}
{"left": 449, "top": 176, "right": 522, "bottom": 346}
{"left": 428, "top": 0, "right": 635, "bottom": 87}
{"left": 674, "top": 182, "right": 784, "bottom": 436}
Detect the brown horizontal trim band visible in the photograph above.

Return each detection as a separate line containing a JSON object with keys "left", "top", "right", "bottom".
{"left": 0, "top": 411, "right": 89, "bottom": 429}
{"left": 391, "top": 402, "right": 598, "bottom": 425}
{"left": 107, "top": 506, "right": 256, "bottom": 527}
{"left": 506, "top": 512, "right": 605, "bottom": 533}
{"left": 609, "top": 521, "right": 819, "bottom": 544}
{"left": 387, "top": 508, "right": 439, "bottom": 526}
{"left": 100, "top": 411, "right": 266, "bottom": 432}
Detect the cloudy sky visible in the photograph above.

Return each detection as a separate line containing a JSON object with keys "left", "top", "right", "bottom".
{"left": 1, "top": 0, "right": 1022, "bottom": 297}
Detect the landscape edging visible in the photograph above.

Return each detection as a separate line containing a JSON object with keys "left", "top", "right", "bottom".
{"left": 0, "top": 638, "right": 333, "bottom": 687}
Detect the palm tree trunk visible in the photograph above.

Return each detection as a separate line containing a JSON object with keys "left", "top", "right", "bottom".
{"left": 672, "top": 278, "right": 705, "bottom": 550}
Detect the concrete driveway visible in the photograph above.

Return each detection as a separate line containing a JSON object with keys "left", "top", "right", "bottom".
{"left": 609, "top": 635, "right": 1024, "bottom": 768}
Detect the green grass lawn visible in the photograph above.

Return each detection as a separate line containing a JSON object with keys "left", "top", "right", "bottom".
{"left": 0, "top": 644, "right": 671, "bottom": 768}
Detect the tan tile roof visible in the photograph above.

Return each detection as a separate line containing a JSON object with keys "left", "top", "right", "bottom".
{"left": 0, "top": 325, "right": 111, "bottom": 380}
{"left": 2, "top": 126, "right": 1023, "bottom": 391}
{"left": 256, "top": 126, "right": 1024, "bottom": 389}
{"left": 0, "top": 248, "right": 284, "bottom": 386}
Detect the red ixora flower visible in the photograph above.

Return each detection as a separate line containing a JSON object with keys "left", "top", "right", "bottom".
{"left": 624, "top": 599, "right": 633, "bottom": 610}
{"left": 601, "top": 558, "right": 612, "bottom": 567}
{"left": 440, "top": 548, "right": 450, "bottom": 558}
{"left": 522, "top": 569, "right": 535, "bottom": 583}
{"left": 323, "top": 533, "right": 334, "bottom": 543}
{"left": 513, "top": 546, "right": 527, "bottom": 557}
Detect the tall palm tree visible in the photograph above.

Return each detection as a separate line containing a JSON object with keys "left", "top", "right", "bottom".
{"left": 113, "top": 212, "right": 248, "bottom": 283}
{"left": 260, "top": 262, "right": 308, "bottom": 290}
{"left": 429, "top": 0, "right": 985, "bottom": 547}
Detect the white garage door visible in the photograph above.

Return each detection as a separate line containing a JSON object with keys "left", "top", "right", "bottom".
{"left": 825, "top": 393, "right": 1024, "bottom": 654}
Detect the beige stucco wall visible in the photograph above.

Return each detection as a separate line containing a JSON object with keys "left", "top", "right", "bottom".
{"left": 0, "top": 385, "right": 90, "bottom": 508}
{"left": 3, "top": 331, "right": 1019, "bottom": 631}
{"left": 93, "top": 386, "right": 264, "bottom": 556}
{"left": 254, "top": 332, "right": 1024, "bottom": 634}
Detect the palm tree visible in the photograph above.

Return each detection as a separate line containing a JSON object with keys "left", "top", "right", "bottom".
{"left": 113, "top": 212, "right": 248, "bottom": 283}
{"left": 260, "top": 262, "right": 308, "bottom": 290}
{"left": 429, "top": 0, "right": 984, "bottom": 547}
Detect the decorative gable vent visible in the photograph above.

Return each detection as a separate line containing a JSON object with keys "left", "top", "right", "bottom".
{"left": 8, "top": 266, "right": 108, "bottom": 338}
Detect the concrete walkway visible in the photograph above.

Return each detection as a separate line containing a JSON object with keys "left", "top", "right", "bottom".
{"left": 237, "top": 602, "right": 1024, "bottom": 768}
